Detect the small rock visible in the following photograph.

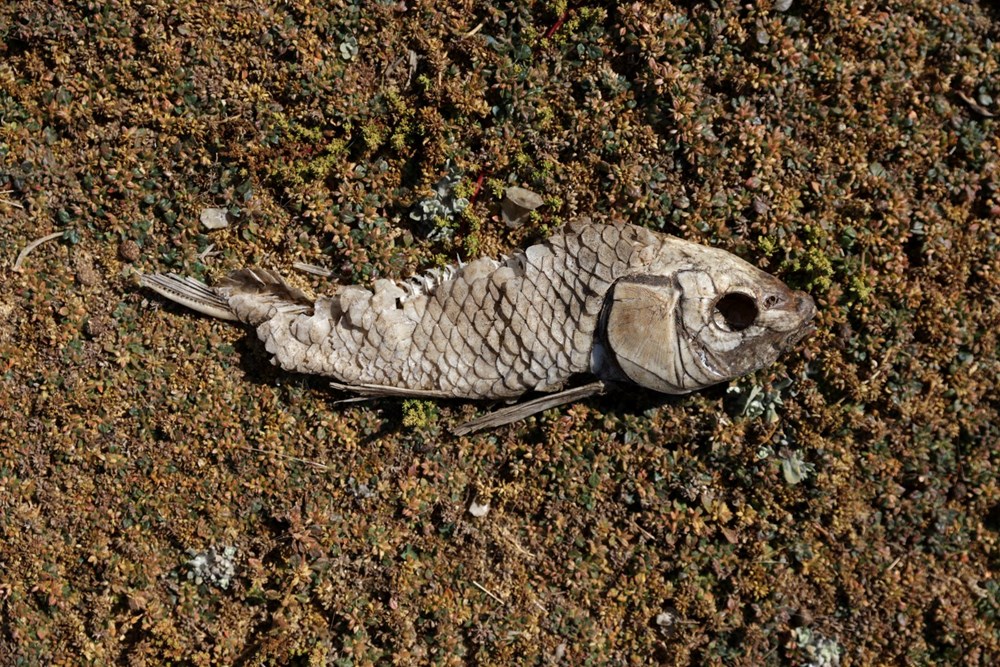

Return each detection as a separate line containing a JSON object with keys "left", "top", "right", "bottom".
{"left": 84, "top": 316, "right": 111, "bottom": 338}
{"left": 118, "top": 239, "right": 141, "bottom": 262}
{"left": 501, "top": 186, "right": 545, "bottom": 228}
{"left": 554, "top": 643, "right": 566, "bottom": 661}
{"left": 200, "top": 207, "right": 229, "bottom": 230}
{"left": 774, "top": 0, "right": 793, "bottom": 11}
{"left": 756, "top": 28, "right": 771, "bottom": 45}
{"left": 793, "top": 607, "right": 815, "bottom": 626}
{"left": 74, "top": 254, "right": 99, "bottom": 286}
{"left": 468, "top": 500, "right": 490, "bottom": 517}
{"left": 654, "top": 608, "right": 682, "bottom": 638}
{"left": 655, "top": 611, "right": 677, "bottom": 628}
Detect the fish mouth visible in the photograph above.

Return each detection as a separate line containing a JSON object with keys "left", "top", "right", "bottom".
{"left": 782, "top": 322, "right": 816, "bottom": 348}
{"left": 776, "top": 291, "right": 817, "bottom": 349}
{"left": 792, "top": 290, "right": 817, "bottom": 321}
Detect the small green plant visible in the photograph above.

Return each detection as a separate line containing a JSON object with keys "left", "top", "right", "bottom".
{"left": 780, "top": 449, "right": 815, "bottom": 485}
{"left": 410, "top": 161, "right": 469, "bottom": 242}
{"left": 339, "top": 35, "right": 359, "bottom": 60}
{"left": 401, "top": 399, "right": 438, "bottom": 429}
{"left": 726, "top": 376, "right": 792, "bottom": 423}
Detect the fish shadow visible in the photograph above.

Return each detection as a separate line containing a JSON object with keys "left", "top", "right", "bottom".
{"left": 589, "top": 381, "right": 733, "bottom": 421}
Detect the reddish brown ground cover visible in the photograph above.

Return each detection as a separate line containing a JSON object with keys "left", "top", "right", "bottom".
{"left": 0, "top": 1, "right": 997, "bottom": 664}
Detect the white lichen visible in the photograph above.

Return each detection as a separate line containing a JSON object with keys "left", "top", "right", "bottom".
{"left": 791, "top": 627, "right": 843, "bottom": 667}
{"left": 186, "top": 545, "right": 238, "bottom": 589}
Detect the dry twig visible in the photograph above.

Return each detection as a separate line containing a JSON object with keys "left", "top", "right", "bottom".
{"left": 293, "top": 261, "right": 334, "bottom": 277}
{"left": 13, "top": 231, "right": 67, "bottom": 272}
{"left": 471, "top": 580, "right": 505, "bottom": 606}
{"left": 237, "top": 445, "right": 330, "bottom": 471}
{"left": 0, "top": 190, "right": 24, "bottom": 209}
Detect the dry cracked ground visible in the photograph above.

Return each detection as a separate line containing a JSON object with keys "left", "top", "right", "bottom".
{"left": 0, "top": 1, "right": 998, "bottom": 665}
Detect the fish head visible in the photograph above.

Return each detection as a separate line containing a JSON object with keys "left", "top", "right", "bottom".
{"left": 598, "top": 245, "right": 816, "bottom": 394}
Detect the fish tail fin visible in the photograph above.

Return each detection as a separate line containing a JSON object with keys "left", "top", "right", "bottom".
{"left": 140, "top": 273, "right": 239, "bottom": 321}
{"left": 215, "top": 268, "right": 314, "bottom": 326}
{"left": 141, "top": 269, "right": 314, "bottom": 325}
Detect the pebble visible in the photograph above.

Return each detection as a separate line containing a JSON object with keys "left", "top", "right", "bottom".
{"left": 74, "top": 253, "right": 99, "bottom": 286}
{"left": 200, "top": 207, "right": 229, "bottom": 230}
{"left": 84, "top": 315, "right": 111, "bottom": 338}
{"left": 118, "top": 239, "right": 141, "bottom": 262}
{"left": 501, "top": 186, "right": 545, "bottom": 228}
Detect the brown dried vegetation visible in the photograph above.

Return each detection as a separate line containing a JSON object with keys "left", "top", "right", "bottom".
{"left": 0, "top": 0, "right": 998, "bottom": 664}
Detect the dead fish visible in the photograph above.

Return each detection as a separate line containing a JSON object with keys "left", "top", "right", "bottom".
{"left": 141, "top": 220, "right": 816, "bottom": 434}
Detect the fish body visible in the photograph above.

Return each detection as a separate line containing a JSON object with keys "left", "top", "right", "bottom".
{"left": 142, "top": 220, "right": 815, "bottom": 431}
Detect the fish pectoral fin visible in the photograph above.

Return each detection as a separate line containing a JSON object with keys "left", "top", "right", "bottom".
{"left": 452, "top": 381, "right": 608, "bottom": 436}
{"left": 329, "top": 380, "right": 608, "bottom": 434}
{"left": 329, "top": 381, "right": 454, "bottom": 400}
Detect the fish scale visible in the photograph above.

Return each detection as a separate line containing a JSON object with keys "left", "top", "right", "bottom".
{"left": 141, "top": 219, "right": 816, "bottom": 432}
{"left": 241, "top": 220, "right": 647, "bottom": 398}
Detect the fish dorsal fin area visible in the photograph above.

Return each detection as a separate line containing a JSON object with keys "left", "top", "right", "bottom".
{"left": 397, "top": 263, "right": 460, "bottom": 303}
{"left": 397, "top": 256, "right": 504, "bottom": 304}
{"left": 216, "top": 268, "right": 314, "bottom": 326}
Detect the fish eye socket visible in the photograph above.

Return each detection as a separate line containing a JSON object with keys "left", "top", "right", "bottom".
{"left": 714, "top": 292, "right": 758, "bottom": 331}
